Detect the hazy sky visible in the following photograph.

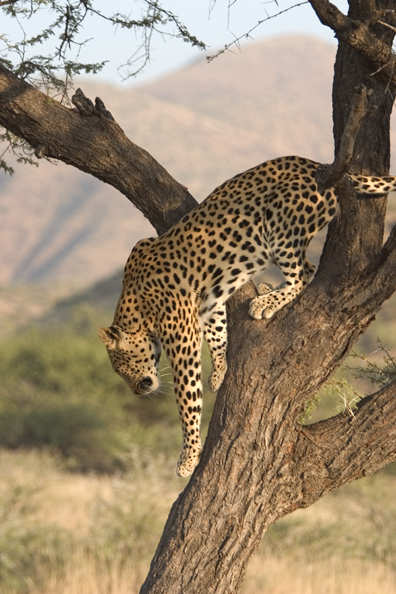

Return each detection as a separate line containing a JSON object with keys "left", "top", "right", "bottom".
{"left": 96, "top": 0, "right": 346, "bottom": 84}
{"left": 3, "top": 0, "right": 349, "bottom": 84}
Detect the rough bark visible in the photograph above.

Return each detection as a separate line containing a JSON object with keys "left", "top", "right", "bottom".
{"left": 0, "top": 2, "right": 396, "bottom": 592}
{"left": 141, "top": 2, "right": 396, "bottom": 592}
{"left": 309, "top": 0, "right": 396, "bottom": 90}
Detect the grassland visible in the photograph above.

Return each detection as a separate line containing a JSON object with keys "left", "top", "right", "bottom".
{"left": 1, "top": 447, "right": 395, "bottom": 594}
{"left": 1, "top": 300, "right": 396, "bottom": 593}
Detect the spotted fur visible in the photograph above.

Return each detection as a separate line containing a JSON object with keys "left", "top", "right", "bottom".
{"left": 99, "top": 155, "right": 396, "bottom": 477}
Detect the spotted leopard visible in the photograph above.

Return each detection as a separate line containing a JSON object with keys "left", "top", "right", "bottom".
{"left": 99, "top": 155, "right": 396, "bottom": 477}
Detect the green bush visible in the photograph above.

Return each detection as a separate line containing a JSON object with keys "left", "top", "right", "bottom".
{"left": 0, "top": 401, "right": 126, "bottom": 473}
{"left": 0, "top": 307, "right": 216, "bottom": 472}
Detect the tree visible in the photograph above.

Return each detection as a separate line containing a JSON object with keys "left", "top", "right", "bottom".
{"left": 1, "top": 1, "right": 396, "bottom": 592}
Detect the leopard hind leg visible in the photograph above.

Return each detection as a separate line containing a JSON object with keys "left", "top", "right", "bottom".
{"left": 249, "top": 251, "right": 311, "bottom": 320}
{"left": 201, "top": 304, "right": 228, "bottom": 392}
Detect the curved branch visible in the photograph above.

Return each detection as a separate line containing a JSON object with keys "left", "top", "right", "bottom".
{"left": 0, "top": 64, "right": 197, "bottom": 235}
{"left": 298, "top": 380, "right": 396, "bottom": 504}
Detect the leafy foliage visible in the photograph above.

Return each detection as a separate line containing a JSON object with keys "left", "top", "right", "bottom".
{"left": 0, "top": 0, "right": 208, "bottom": 172}
{"left": 0, "top": 0, "right": 205, "bottom": 86}
{"left": 0, "top": 311, "right": 132, "bottom": 471}
{"left": 299, "top": 376, "right": 362, "bottom": 425}
{"left": 347, "top": 339, "right": 396, "bottom": 388}
{"left": 0, "top": 401, "right": 127, "bottom": 473}
{"left": 0, "top": 130, "right": 38, "bottom": 175}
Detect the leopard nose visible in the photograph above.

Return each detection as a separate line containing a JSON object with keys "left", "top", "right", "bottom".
{"left": 138, "top": 377, "right": 153, "bottom": 393}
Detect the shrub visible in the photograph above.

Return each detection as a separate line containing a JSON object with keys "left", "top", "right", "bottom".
{"left": 0, "top": 401, "right": 126, "bottom": 473}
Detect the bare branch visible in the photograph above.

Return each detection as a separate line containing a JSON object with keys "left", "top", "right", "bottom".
{"left": 378, "top": 19, "right": 396, "bottom": 33}
{"left": 299, "top": 380, "right": 396, "bottom": 503}
{"left": 207, "top": 1, "right": 309, "bottom": 62}
{"left": 315, "top": 85, "right": 373, "bottom": 192}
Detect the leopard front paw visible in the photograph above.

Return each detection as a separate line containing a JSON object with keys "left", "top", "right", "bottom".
{"left": 176, "top": 446, "right": 202, "bottom": 477}
{"left": 249, "top": 296, "right": 276, "bottom": 320}
{"left": 208, "top": 361, "right": 227, "bottom": 392}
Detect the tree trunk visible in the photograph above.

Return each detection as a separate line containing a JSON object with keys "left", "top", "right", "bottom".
{"left": 0, "top": 2, "right": 396, "bottom": 592}
{"left": 139, "top": 3, "right": 396, "bottom": 592}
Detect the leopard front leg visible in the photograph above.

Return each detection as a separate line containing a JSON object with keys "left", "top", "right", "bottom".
{"left": 202, "top": 305, "right": 228, "bottom": 392}
{"left": 162, "top": 322, "right": 204, "bottom": 477}
{"left": 304, "top": 257, "right": 316, "bottom": 280}
{"left": 173, "top": 362, "right": 203, "bottom": 477}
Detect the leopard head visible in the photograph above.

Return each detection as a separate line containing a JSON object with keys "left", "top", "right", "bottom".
{"left": 98, "top": 324, "right": 161, "bottom": 394}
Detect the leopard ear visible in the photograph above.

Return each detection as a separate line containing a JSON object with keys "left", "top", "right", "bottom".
{"left": 98, "top": 326, "right": 124, "bottom": 350}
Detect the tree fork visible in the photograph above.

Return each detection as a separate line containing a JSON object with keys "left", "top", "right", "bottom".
{"left": 140, "top": 5, "right": 396, "bottom": 593}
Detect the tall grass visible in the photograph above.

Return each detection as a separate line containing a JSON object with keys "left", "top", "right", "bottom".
{"left": 0, "top": 448, "right": 395, "bottom": 594}
{"left": 0, "top": 447, "right": 184, "bottom": 594}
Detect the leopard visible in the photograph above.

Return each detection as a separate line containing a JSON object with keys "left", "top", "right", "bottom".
{"left": 99, "top": 155, "right": 396, "bottom": 477}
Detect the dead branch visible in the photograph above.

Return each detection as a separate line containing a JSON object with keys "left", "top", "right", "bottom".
{"left": 315, "top": 85, "right": 373, "bottom": 192}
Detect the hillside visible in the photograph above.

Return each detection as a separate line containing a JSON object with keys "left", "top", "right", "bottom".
{"left": 2, "top": 33, "right": 396, "bottom": 297}
{"left": 0, "top": 35, "right": 339, "bottom": 289}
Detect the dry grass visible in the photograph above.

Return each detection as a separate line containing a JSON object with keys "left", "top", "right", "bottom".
{"left": 1, "top": 448, "right": 395, "bottom": 594}
{"left": 26, "top": 552, "right": 146, "bottom": 594}
{"left": 244, "top": 556, "right": 396, "bottom": 594}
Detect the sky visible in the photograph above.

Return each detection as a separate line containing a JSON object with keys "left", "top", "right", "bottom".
{"left": 2, "top": 0, "right": 349, "bottom": 86}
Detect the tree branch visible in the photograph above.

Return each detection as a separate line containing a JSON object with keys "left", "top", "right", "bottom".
{"left": 315, "top": 84, "right": 373, "bottom": 192}
{"left": 309, "top": 0, "right": 396, "bottom": 88}
{"left": 0, "top": 64, "right": 197, "bottom": 235}
{"left": 298, "top": 380, "right": 396, "bottom": 505}
{"left": 1, "top": 31, "right": 396, "bottom": 591}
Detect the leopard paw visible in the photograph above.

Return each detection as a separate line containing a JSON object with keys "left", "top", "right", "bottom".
{"left": 208, "top": 363, "right": 227, "bottom": 392}
{"left": 176, "top": 446, "right": 202, "bottom": 477}
{"left": 256, "top": 282, "right": 273, "bottom": 296}
{"left": 249, "top": 296, "right": 276, "bottom": 320}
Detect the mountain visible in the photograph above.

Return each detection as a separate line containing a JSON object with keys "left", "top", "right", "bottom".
{"left": 1, "top": 34, "right": 395, "bottom": 291}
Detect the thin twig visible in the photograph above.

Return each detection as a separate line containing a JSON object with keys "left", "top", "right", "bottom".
{"left": 378, "top": 20, "right": 396, "bottom": 33}
{"left": 207, "top": 1, "right": 309, "bottom": 62}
